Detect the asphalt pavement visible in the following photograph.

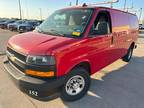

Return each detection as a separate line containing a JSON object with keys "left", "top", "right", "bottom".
{"left": 0, "top": 29, "right": 17, "bottom": 53}
{"left": 0, "top": 29, "right": 144, "bottom": 108}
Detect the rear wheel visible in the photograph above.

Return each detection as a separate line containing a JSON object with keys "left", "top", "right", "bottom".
{"left": 122, "top": 45, "right": 134, "bottom": 62}
{"left": 60, "top": 68, "right": 90, "bottom": 101}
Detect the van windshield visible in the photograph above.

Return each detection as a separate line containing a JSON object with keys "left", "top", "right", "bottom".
{"left": 36, "top": 9, "right": 93, "bottom": 38}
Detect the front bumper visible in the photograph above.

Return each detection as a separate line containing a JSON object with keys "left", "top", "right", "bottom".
{"left": 3, "top": 57, "right": 66, "bottom": 98}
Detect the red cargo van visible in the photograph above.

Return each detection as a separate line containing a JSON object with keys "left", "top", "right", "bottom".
{"left": 3, "top": 5, "right": 138, "bottom": 101}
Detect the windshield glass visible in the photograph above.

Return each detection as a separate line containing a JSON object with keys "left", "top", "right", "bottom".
{"left": 36, "top": 9, "right": 93, "bottom": 38}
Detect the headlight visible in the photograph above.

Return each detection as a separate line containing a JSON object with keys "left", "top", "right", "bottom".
{"left": 26, "top": 55, "right": 55, "bottom": 65}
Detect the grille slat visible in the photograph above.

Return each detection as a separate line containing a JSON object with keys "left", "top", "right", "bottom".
{"left": 8, "top": 58, "right": 25, "bottom": 72}
{"left": 7, "top": 47, "right": 26, "bottom": 62}
{"left": 7, "top": 47, "right": 26, "bottom": 73}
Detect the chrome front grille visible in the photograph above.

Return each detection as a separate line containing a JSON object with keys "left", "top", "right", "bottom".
{"left": 6, "top": 47, "right": 26, "bottom": 72}
{"left": 7, "top": 47, "right": 26, "bottom": 62}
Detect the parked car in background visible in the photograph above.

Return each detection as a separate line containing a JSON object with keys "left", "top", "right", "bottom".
{"left": 0, "top": 20, "right": 5, "bottom": 23}
{"left": 0, "top": 19, "right": 7, "bottom": 26}
{"left": 17, "top": 20, "right": 41, "bottom": 33}
{"left": 0, "top": 19, "right": 16, "bottom": 29}
{"left": 0, "top": 18, "right": 7, "bottom": 22}
{"left": 7, "top": 20, "right": 25, "bottom": 31}
{"left": 139, "top": 24, "right": 144, "bottom": 30}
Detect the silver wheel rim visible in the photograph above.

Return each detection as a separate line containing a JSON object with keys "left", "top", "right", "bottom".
{"left": 65, "top": 75, "right": 85, "bottom": 96}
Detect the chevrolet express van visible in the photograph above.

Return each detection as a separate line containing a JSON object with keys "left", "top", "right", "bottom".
{"left": 3, "top": 5, "right": 138, "bottom": 101}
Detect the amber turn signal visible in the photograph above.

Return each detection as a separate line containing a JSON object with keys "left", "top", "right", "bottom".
{"left": 25, "top": 70, "right": 54, "bottom": 77}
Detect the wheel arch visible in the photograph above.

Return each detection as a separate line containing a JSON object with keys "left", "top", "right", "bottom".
{"left": 66, "top": 61, "right": 92, "bottom": 75}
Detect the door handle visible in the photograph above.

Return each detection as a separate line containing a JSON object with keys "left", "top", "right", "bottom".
{"left": 110, "top": 36, "right": 114, "bottom": 48}
{"left": 111, "top": 36, "right": 114, "bottom": 44}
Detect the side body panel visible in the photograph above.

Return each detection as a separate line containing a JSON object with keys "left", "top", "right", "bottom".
{"left": 55, "top": 8, "right": 139, "bottom": 77}
{"left": 56, "top": 8, "right": 115, "bottom": 76}
{"left": 111, "top": 10, "right": 130, "bottom": 58}
{"left": 111, "top": 9, "right": 139, "bottom": 57}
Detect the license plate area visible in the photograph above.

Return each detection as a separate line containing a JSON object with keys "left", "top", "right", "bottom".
{"left": 28, "top": 90, "right": 38, "bottom": 97}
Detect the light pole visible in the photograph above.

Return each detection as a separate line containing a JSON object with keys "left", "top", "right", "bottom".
{"left": 69, "top": 2, "right": 72, "bottom": 6}
{"left": 110, "top": 3, "right": 113, "bottom": 8}
{"left": 76, "top": 0, "right": 78, "bottom": 5}
{"left": 18, "top": 0, "right": 22, "bottom": 19}
{"left": 25, "top": 0, "right": 29, "bottom": 19}
{"left": 139, "top": 8, "right": 143, "bottom": 23}
{"left": 124, "top": 0, "right": 127, "bottom": 10}
{"left": 39, "top": 8, "right": 42, "bottom": 20}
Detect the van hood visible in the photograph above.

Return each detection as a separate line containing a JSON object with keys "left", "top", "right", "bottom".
{"left": 8, "top": 32, "right": 76, "bottom": 55}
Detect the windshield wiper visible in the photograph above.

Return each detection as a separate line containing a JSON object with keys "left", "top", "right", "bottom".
{"left": 36, "top": 27, "right": 66, "bottom": 37}
{"left": 36, "top": 27, "right": 56, "bottom": 35}
{"left": 50, "top": 29, "right": 66, "bottom": 37}
{"left": 36, "top": 27, "right": 44, "bottom": 33}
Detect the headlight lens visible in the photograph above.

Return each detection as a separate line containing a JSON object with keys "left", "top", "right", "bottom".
{"left": 26, "top": 55, "right": 55, "bottom": 65}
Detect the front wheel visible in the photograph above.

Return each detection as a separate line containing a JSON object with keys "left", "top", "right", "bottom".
{"left": 122, "top": 45, "right": 134, "bottom": 62}
{"left": 60, "top": 68, "right": 90, "bottom": 101}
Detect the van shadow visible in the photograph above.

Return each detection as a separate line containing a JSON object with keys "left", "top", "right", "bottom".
{"left": 63, "top": 56, "right": 144, "bottom": 108}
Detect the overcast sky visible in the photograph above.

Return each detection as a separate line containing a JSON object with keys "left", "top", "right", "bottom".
{"left": 0, "top": 0, "right": 143, "bottom": 20}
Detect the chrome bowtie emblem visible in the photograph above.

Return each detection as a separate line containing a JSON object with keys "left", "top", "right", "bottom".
{"left": 9, "top": 53, "right": 16, "bottom": 62}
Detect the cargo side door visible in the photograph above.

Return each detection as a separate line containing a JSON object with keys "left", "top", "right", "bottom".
{"left": 112, "top": 11, "right": 130, "bottom": 57}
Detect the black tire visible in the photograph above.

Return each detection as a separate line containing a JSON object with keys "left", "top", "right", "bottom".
{"left": 60, "top": 68, "right": 90, "bottom": 101}
{"left": 122, "top": 45, "right": 134, "bottom": 62}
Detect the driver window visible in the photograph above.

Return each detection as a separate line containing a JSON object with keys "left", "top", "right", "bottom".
{"left": 90, "top": 12, "right": 111, "bottom": 36}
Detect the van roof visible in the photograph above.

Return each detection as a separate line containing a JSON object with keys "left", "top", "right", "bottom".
{"left": 62, "top": 5, "right": 137, "bottom": 16}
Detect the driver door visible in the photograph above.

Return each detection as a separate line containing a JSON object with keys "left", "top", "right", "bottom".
{"left": 87, "top": 11, "right": 115, "bottom": 72}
